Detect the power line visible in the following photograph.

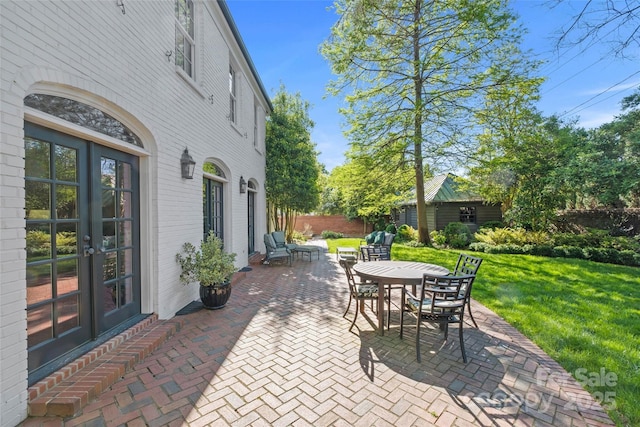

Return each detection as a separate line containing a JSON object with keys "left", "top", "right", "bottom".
{"left": 558, "top": 70, "right": 640, "bottom": 119}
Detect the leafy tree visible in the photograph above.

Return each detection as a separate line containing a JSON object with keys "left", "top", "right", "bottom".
{"left": 328, "top": 148, "right": 413, "bottom": 226}
{"left": 569, "top": 89, "right": 640, "bottom": 208}
{"left": 321, "top": 0, "right": 542, "bottom": 243}
{"left": 265, "top": 86, "right": 321, "bottom": 240}
{"left": 470, "top": 113, "right": 584, "bottom": 231}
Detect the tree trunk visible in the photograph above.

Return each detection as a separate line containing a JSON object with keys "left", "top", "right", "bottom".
{"left": 412, "top": 0, "right": 430, "bottom": 245}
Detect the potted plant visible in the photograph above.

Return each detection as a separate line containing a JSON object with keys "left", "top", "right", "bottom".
{"left": 176, "top": 231, "right": 237, "bottom": 309}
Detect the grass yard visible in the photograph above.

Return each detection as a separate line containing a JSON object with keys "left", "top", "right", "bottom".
{"left": 326, "top": 238, "right": 640, "bottom": 427}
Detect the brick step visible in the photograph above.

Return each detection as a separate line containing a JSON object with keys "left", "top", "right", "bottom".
{"left": 28, "top": 314, "right": 183, "bottom": 418}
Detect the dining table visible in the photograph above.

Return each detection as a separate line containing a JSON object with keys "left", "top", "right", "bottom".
{"left": 352, "top": 260, "right": 450, "bottom": 335}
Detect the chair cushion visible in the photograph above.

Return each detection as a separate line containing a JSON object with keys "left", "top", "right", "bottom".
{"left": 373, "top": 232, "right": 386, "bottom": 245}
{"left": 383, "top": 233, "right": 395, "bottom": 247}
{"left": 365, "top": 232, "right": 376, "bottom": 244}
{"left": 265, "top": 233, "right": 278, "bottom": 249}
{"left": 355, "top": 284, "right": 378, "bottom": 297}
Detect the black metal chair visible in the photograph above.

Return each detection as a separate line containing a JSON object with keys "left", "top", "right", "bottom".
{"left": 452, "top": 253, "right": 483, "bottom": 327}
{"left": 359, "top": 245, "right": 402, "bottom": 329}
{"left": 400, "top": 273, "right": 476, "bottom": 363}
{"left": 339, "top": 256, "right": 379, "bottom": 332}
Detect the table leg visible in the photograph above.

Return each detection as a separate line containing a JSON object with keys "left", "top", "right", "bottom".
{"left": 378, "top": 282, "right": 385, "bottom": 335}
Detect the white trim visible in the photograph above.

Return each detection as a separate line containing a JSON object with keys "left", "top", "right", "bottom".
{"left": 203, "top": 171, "right": 228, "bottom": 183}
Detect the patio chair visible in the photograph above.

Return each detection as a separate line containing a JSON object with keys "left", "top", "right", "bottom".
{"left": 400, "top": 273, "right": 476, "bottom": 363}
{"left": 263, "top": 233, "right": 292, "bottom": 266}
{"left": 360, "top": 232, "right": 394, "bottom": 261}
{"left": 360, "top": 245, "right": 401, "bottom": 328}
{"left": 272, "top": 230, "right": 298, "bottom": 251}
{"left": 451, "top": 253, "right": 483, "bottom": 328}
{"left": 339, "top": 256, "right": 379, "bottom": 332}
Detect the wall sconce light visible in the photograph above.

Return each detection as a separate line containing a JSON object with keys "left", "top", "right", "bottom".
{"left": 180, "top": 148, "right": 196, "bottom": 179}
{"left": 116, "top": 0, "right": 126, "bottom": 14}
{"left": 239, "top": 176, "right": 247, "bottom": 193}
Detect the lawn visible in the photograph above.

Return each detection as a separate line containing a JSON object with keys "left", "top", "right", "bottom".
{"left": 326, "top": 239, "right": 639, "bottom": 427}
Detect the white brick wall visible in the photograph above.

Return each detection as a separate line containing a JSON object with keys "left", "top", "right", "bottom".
{"left": 0, "top": 1, "right": 270, "bottom": 424}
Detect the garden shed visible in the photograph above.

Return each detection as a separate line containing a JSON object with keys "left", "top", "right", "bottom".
{"left": 394, "top": 174, "right": 502, "bottom": 233}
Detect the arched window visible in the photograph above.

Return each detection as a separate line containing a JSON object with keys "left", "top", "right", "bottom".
{"left": 24, "top": 94, "right": 143, "bottom": 146}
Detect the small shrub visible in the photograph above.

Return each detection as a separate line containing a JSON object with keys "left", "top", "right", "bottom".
{"left": 553, "top": 245, "right": 584, "bottom": 259}
{"left": 443, "top": 222, "right": 472, "bottom": 248}
{"left": 618, "top": 250, "right": 639, "bottom": 266}
{"left": 526, "top": 244, "right": 555, "bottom": 257}
{"left": 479, "top": 220, "right": 504, "bottom": 230}
{"left": 396, "top": 224, "right": 417, "bottom": 242}
{"left": 468, "top": 242, "right": 489, "bottom": 252}
{"left": 291, "top": 230, "right": 307, "bottom": 242}
{"left": 404, "top": 240, "right": 426, "bottom": 248}
{"left": 321, "top": 230, "right": 343, "bottom": 239}
{"left": 474, "top": 227, "right": 528, "bottom": 245}
{"left": 385, "top": 224, "right": 397, "bottom": 234}
{"left": 430, "top": 230, "right": 447, "bottom": 246}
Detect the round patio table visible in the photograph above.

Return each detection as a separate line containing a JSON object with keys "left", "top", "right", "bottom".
{"left": 352, "top": 260, "right": 449, "bottom": 335}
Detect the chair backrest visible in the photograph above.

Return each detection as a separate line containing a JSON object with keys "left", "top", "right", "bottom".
{"left": 453, "top": 253, "right": 483, "bottom": 276}
{"left": 382, "top": 233, "right": 395, "bottom": 248}
{"left": 362, "top": 245, "right": 390, "bottom": 261}
{"left": 271, "top": 231, "right": 287, "bottom": 248}
{"left": 418, "top": 273, "right": 476, "bottom": 315}
{"left": 264, "top": 233, "right": 278, "bottom": 252}
{"left": 339, "top": 256, "right": 359, "bottom": 293}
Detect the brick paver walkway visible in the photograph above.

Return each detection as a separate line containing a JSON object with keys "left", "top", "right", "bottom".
{"left": 21, "top": 242, "right": 613, "bottom": 426}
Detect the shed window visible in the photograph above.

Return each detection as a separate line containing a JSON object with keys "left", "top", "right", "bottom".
{"left": 460, "top": 207, "right": 476, "bottom": 223}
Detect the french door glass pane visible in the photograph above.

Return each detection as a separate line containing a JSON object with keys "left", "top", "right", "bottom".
{"left": 56, "top": 185, "right": 78, "bottom": 219}
{"left": 25, "top": 182, "right": 51, "bottom": 218}
{"left": 55, "top": 145, "right": 77, "bottom": 181}
{"left": 27, "top": 223, "right": 52, "bottom": 261}
{"left": 57, "top": 295, "right": 80, "bottom": 335}
{"left": 27, "top": 304, "right": 53, "bottom": 348}
{"left": 27, "top": 264, "right": 52, "bottom": 303}
{"left": 57, "top": 258, "right": 79, "bottom": 295}
{"left": 25, "top": 138, "right": 50, "bottom": 178}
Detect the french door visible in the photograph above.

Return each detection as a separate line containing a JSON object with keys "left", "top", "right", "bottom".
{"left": 25, "top": 123, "right": 140, "bottom": 377}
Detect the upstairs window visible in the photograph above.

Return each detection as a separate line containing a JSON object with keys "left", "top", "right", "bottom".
{"left": 460, "top": 206, "right": 476, "bottom": 223}
{"left": 175, "top": 0, "right": 195, "bottom": 78}
{"left": 229, "top": 65, "right": 237, "bottom": 123}
{"left": 253, "top": 102, "right": 258, "bottom": 147}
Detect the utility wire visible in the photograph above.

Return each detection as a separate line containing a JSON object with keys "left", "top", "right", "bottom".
{"left": 558, "top": 70, "right": 640, "bottom": 118}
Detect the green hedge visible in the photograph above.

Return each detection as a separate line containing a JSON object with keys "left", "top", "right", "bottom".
{"left": 469, "top": 242, "right": 640, "bottom": 266}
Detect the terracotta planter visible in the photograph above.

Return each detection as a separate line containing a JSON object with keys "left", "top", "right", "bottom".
{"left": 199, "top": 281, "right": 231, "bottom": 309}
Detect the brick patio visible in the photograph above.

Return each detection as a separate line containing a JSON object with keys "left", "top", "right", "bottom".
{"left": 20, "top": 242, "right": 614, "bottom": 426}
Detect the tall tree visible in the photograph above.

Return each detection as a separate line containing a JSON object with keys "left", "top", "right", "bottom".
{"left": 569, "top": 89, "right": 640, "bottom": 208}
{"left": 322, "top": 0, "right": 542, "bottom": 243}
{"left": 265, "top": 86, "right": 321, "bottom": 240}
{"left": 328, "top": 147, "right": 414, "bottom": 227}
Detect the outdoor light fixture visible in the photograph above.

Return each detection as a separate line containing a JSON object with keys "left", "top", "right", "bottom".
{"left": 239, "top": 176, "right": 247, "bottom": 193}
{"left": 180, "top": 148, "right": 196, "bottom": 179}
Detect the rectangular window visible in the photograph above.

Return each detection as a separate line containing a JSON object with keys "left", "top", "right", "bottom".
{"left": 229, "top": 65, "right": 236, "bottom": 123}
{"left": 460, "top": 206, "right": 476, "bottom": 223}
{"left": 175, "top": 0, "right": 195, "bottom": 78}
{"left": 203, "top": 178, "right": 224, "bottom": 241}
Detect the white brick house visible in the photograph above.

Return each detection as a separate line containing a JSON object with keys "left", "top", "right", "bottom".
{"left": 0, "top": 1, "right": 271, "bottom": 424}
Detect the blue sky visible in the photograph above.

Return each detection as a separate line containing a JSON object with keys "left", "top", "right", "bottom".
{"left": 226, "top": 0, "right": 639, "bottom": 171}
